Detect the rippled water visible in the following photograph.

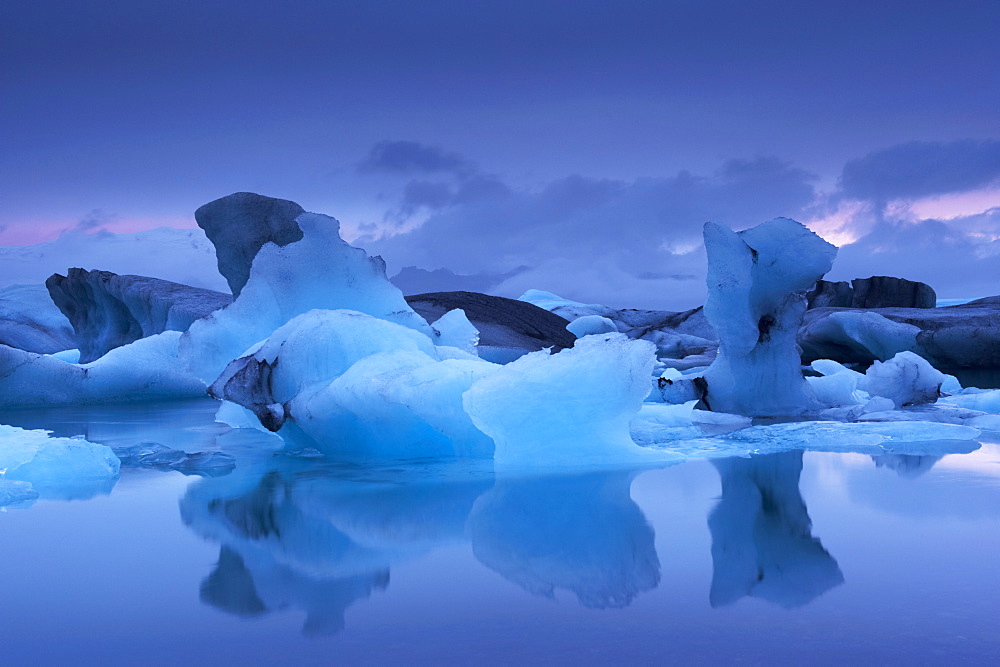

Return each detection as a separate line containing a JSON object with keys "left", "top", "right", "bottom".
{"left": 2, "top": 400, "right": 999, "bottom": 665}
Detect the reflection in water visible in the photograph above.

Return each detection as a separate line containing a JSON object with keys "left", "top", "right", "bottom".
{"left": 181, "top": 461, "right": 491, "bottom": 636}
{"left": 871, "top": 453, "right": 942, "bottom": 477}
{"left": 181, "top": 461, "right": 663, "bottom": 634}
{"left": 709, "top": 451, "right": 844, "bottom": 608}
{"left": 467, "top": 472, "right": 660, "bottom": 609}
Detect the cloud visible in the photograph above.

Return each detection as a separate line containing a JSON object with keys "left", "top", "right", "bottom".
{"left": 65, "top": 209, "right": 117, "bottom": 235}
{"left": 362, "top": 155, "right": 818, "bottom": 310}
{"left": 840, "top": 139, "right": 1000, "bottom": 201}
{"left": 824, "top": 207, "right": 1000, "bottom": 299}
{"left": 358, "top": 140, "right": 475, "bottom": 176}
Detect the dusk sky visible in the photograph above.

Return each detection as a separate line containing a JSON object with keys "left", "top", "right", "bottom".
{"left": 3, "top": 1, "right": 999, "bottom": 308}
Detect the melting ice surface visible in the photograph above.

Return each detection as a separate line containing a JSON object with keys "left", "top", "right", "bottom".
{"left": 2, "top": 399, "right": 1000, "bottom": 664}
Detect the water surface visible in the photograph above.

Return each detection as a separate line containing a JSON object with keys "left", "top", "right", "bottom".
{"left": 2, "top": 401, "right": 999, "bottom": 665}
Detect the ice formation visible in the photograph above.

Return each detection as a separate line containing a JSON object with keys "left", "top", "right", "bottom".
{"left": 47, "top": 268, "right": 231, "bottom": 362}
{"left": 806, "top": 276, "right": 936, "bottom": 309}
{"left": 429, "top": 308, "right": 480, "bottom": 355}
{"left": 700, "top": 218, "right": 837, "bottom": 416}
{"left": 865, "top": 351, "right": 948, "bottom": 408}
{"left": 114, "top": 442, "right": 236, "bottom": 477}
{"left": 0, "top": 332, "right": 205, "bottom": 407}
{"left": 406, "top": 290, "right": 576, "bottom": 362}
{"left": 0, "top": 425, "right": 119, "bottom": 502}
{"left": 566, "top": 314, "right": 617, "bottom": 338}
{"left": 464, "top": 333, "right": 661, "bottom": 468}
{"left": 194, "top": 192, "right": 305, "bottom": 297}
{"left": 0, "top": 284, "right": 75, "bottom": 354}
{"left": 800, "top": 298, "right": 1000, "bottom": 369}
{"left": 520, "top": 289, "right": 717, "bottom": 363}
{"left": 182, "top": 212, "right": 433, "bottom": 384}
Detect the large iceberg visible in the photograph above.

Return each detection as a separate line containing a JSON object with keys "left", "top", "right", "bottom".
{"left": 182, "top": 212, "right": 433, "bottom": 384}
{"left": 47, "top": 268, "right": 231, "bottom": 362}
{"left": 700, "top": 218, "right": 837, "bottom": 416}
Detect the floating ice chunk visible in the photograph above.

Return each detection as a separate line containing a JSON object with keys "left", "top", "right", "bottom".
{"left": 940, "top": 388, "right": 1000, "bottom": 414}
{"left": 0, "top": 331, "right": 205, "bottom": 407}
{"left": 567, "top": 315, "right": 618, "bottom": 338}
{"left": 652, "top": 420, "right": 980, "bottom": 459}
{"left": 0, "top": 425, "right": 120, "bottom": 500}
{"left": 431, "top": 308, "right": 480, "bottom": 355}
{"left": 806, "top": 370, "right": 865, "bottom": 407}
{"left": 114, "top": 442, "right": 236, "bottom": 477}
{"left": 866, "top": 351, "right": 946, "bottom": 408}
{"left": 810, "top": 359, "right": 857, "bottom": 377}
{"left": 183, "top": 213, "right": 433, "bottom": 383}
{"left": 464, "top": 334, "right": 664, "bottom": 468}
{"left": 518, "top": 289, "right": 613, "bottom": 321}
{"left": 0, "top": 479, "right": 38, "bottom": 508}
{"left": 701, "top": 219, "right": 837, "bottom": 416}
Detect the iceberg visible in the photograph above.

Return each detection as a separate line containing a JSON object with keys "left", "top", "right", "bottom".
{"left": 865, "top": 351, "right": 947, "bottom": 408}
{"left": 800, "top": 297, "right": 1000, "bottom": 369}
{"left": 182, "top": 212, "right": 433, "bottom": 384}
{"left": 0, "top": 479, "right": 39, "bottom": 508}
{"left": 464, "top": 333, "right": 663, "bottom": 468}
{"left": 700, "top": 218, "right": 837, "bottom": 416}
{"left": 0, "top": 332, "right": 205, "bottom": 407}
{"left": 0, "top": 284, "right": 75, "bottom": 354}
{"left": 0, "top": 424, "right": 120, "bottom": 501}
{"left": 194, "top": 192, "right": 306, "bottom": 297}
{"left": 46, "top": 268, "right": 231, "bottom": 362}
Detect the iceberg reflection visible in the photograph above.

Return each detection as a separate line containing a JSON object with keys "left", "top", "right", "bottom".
{"left": 467, "top": 471, "right": 660, "bottom": 609}
{"left": 709, "top": 451, "right": 844, "bottom": 608}
{"left": 180, "top": 459, "right": 663, "bottom": 633}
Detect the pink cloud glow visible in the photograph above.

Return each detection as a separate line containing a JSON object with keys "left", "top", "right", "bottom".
{"left": 0, "top": 216, "right": 198, "bottom": 246}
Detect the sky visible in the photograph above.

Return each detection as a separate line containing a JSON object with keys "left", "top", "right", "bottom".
{"left": 2, "top": 0, "right": 999, "bottom": 309}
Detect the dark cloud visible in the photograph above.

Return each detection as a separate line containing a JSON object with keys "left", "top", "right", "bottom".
{"left": 362, "top": 155, "right": 818, "bottom": 309}
{"left": 66, "top": 209, "right": 116, "bottom": 234}
{"left": 827, "top": 209, "right": 1000, "bottom": 299}
{"left": 840, "top": 140, "right": 1000, "bottom": 201}
{"left": 358, "top": 140, "right": 475, "bottom": 177}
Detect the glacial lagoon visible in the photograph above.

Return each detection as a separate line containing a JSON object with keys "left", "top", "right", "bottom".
{"left": 2, "top": 400, "right": 998, "bottom": 665}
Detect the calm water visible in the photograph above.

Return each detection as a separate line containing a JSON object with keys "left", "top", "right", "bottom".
{"left": 2, "top": 400, "right": 999, "bottom": 665}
